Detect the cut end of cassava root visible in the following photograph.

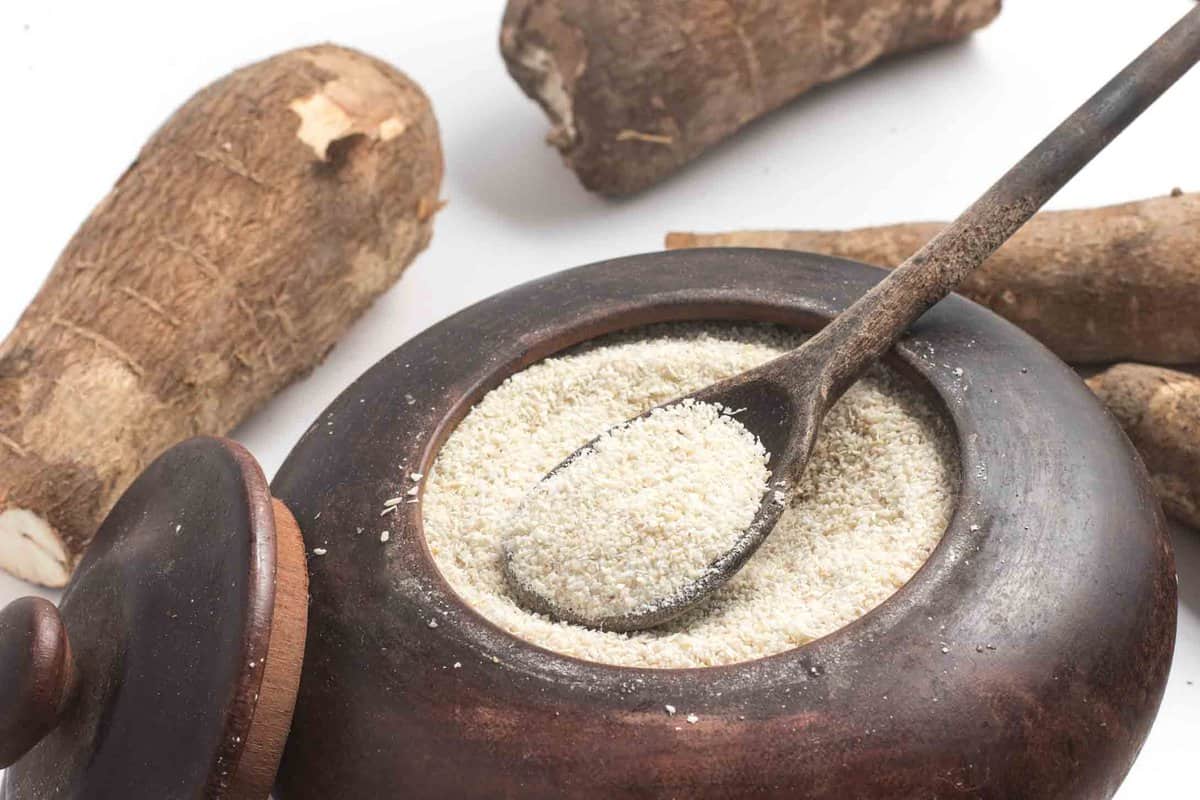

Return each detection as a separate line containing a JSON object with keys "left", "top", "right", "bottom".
{"left": 0, "top": 509, "right": 71, "bottom": 587}
{"left": 0, "top": 44, "right": 443, "bottom": 586}
{"left": 501, "top": 0, "right": 1000, "bottom": 195}
{"left": 1087, "top": 363, "right": 1200, "bottom": 530}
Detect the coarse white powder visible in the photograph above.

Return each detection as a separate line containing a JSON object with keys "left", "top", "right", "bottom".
{"left": 422, "top": 324, "right": 958, "bottom": 669}
{"left": 502, "top": 399, "right": 770, "bottom": 622}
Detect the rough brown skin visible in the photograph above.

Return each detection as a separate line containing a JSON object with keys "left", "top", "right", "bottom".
{"left": 1088, "top": 364, "right": 1200, "bottom": 529}
{"left": 0, "top": 44, "right": 444, "bottom": 587}
{"left": 501, "top": 0, "right": 1001, "bottom": 195}
{"left": 668, "top": 191, "right": 1200, "bottom": 364}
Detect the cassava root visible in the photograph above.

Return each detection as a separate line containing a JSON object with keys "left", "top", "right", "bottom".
{"left": 1087, "top": 364, "right": 1200, "bottom": 530}
{"left": 667, "top": 192, "right": 1200, "bottom": 365}
{"left": 501, "top": 0, "right": 1000, "bottom": 196}
{"left": 0, "top": 44, "right": 443, "bottom": 586}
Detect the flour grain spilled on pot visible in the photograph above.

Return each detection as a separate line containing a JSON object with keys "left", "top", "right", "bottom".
{"left": 503, "top": 399, "right": 769, "bottom": 622}
{"left": 422, "top": 323, "right": 958, "bottom": 669}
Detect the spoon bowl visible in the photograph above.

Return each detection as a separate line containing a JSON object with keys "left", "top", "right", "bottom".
{"left": 502, "top": 361, "right": 822, "bottom": 632}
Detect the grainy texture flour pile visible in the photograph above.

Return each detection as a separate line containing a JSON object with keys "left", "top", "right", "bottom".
{"left": 423, "top": 324, "right": 958, "bottom": 669}
{"left": 502, "top": 399, "right": 770, "bottom": 622}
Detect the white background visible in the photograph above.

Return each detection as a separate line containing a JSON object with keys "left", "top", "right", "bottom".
{"left": 1, "top": 1, "right": 1197, "bottom": 795}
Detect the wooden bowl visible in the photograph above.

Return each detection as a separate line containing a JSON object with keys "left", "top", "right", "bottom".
{"left": 271, "top": 249, "right": 1175, "bottom": 799}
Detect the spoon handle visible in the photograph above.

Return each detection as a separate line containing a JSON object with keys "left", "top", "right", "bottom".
{"left": 801, "top": 4, "right": 1200, "bottom": 400}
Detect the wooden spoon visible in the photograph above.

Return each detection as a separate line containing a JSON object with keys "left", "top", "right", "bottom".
{"left": 503, "top": 4, "right": 1200, "bottom": 632}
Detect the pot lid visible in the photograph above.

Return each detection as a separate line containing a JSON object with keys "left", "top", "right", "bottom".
{"left": 0, "top": 437, "right": 307, "bottom": 799}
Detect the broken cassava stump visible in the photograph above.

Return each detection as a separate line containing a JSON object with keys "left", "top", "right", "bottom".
{"left": 668, "top": 191, "right": 1200, "bottom": 365}
{"left": 0, "top": 44, "right": 444, "bottom": 587}
{"left": 1088, "top": 364, "right": 1200, "bottom": 530}
{"left": 501, "top": 0, "right": 1000, "bottom": 196}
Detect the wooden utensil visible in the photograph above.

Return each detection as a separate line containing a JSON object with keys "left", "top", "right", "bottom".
{"left": 504, "top": 3, "right": 1200, "bottom": 632}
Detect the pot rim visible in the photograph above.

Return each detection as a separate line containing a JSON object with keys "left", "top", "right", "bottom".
{"left": 410, "top": 282, "right": 963, "bottom": 674}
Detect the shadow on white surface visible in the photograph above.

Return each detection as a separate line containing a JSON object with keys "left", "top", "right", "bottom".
{"left": 1174, "top": 523, "right": 1200, "bottom": 613}
{"left": 451, "top": 101, "right": 608, "bottom": 227}
{"left": 1121, "top": 520, "right": 1199, "bottom": 797}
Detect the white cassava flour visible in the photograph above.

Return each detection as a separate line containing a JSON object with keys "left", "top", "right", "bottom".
{"left": 422, "top": 324, "right": 958, "bottom": 669}
{"left": 502, "top": 399, "right": 770, "bottom": 622}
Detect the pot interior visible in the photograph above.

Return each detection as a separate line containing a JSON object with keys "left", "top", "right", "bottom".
{"left": 413, "top": 301, "right": 964, "bottom": 671}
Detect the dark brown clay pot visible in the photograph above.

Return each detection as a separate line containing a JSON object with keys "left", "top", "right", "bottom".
{"left": 271, "top": 249, "right": 1175, "bottom": 799}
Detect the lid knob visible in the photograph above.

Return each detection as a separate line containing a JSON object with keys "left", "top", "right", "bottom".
{"left": 0, "top": 596, "right": 77, "bottom": 767}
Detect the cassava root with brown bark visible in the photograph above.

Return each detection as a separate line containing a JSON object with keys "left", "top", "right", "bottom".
{"left": 0, "top": 44, "right": 443, "bottom": 586}
{"left": 501, "top": 0, "right": 1001, "bottom": 196}
{"left": 667, "top": 191, "right": 1200, "bottom": 365}
{"left": 1087, "top": 364, "right": 1200, "bottom": 530}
